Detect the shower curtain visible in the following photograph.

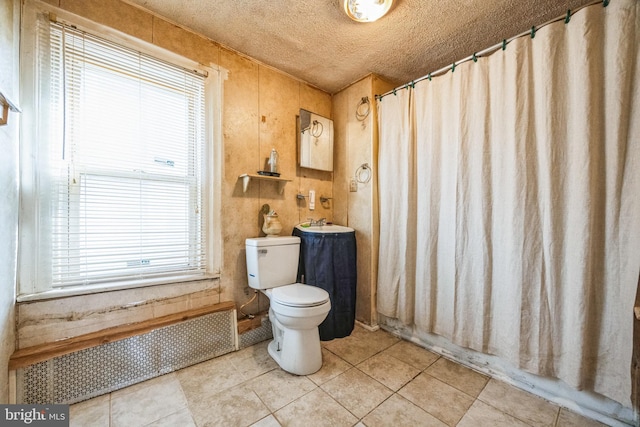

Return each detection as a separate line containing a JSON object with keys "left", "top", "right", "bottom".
{"left": 377, "top": 0, "right": 640, "bottom": 406}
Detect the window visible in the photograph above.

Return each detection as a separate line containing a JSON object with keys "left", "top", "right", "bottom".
{"left": 19, "top": 9, "right": 222, "bottom": 300}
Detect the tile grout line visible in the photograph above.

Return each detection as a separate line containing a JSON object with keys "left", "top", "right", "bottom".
{"left": 321, "top": 339, "right": 450, "bottom": 426}
{"left": 474, "top": 383, "right": 550, "bottom": 427}
{"left": 552, "top": 406, "right": 561, "bottom": 427}
{"left": 318, "top": 339, "right": 398, "bottom": 425}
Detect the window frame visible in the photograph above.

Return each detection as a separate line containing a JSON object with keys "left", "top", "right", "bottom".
{"left": 18, "top": 1, "right": 224, "bottom": 302}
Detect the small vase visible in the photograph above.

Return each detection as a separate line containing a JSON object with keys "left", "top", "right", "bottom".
{"left": 262, "top": 213, "right": 282, "bottom": 236}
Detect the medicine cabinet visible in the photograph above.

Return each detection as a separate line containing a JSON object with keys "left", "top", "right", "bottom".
{"left": 298, "top": 109, "right": 334, "bottom": 172}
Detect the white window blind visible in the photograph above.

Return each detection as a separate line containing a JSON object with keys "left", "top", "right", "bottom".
{"left": 42, "top": 21, "right": 209, "bottom": 287}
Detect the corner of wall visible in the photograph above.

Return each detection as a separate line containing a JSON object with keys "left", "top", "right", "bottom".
{"left": 0, "top": 0, "right": 20, "bottom": 404}
{"left": 332, "top": 74, "right": 391, "bottom": 327}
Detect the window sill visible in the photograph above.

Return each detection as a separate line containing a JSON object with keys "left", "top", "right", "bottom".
{"left": 16, "top": 273, "right": 221, "bottom": 303}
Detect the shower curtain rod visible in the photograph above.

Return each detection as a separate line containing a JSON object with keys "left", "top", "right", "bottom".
{"left": 376, "top": 0, "right": 609, "bottom": 101}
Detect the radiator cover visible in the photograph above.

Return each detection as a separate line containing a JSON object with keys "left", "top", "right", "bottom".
{"left": 17, "top": 310, "right": 237, "bottom": 404}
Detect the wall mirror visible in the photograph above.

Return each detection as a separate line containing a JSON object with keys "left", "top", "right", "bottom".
{"left": 298, "top": 109, "right": 333, "bottom": 172}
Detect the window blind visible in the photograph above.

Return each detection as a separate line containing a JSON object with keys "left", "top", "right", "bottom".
{"left": 45, "top": 21, "right": 208, "bottom": 287}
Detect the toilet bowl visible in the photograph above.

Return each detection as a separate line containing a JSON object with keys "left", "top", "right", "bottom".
{"left": 265, "top": 284, "right": 330, "bottom": 375}
{"left": 245, "top": 237, "right": 331, "bottom": 375}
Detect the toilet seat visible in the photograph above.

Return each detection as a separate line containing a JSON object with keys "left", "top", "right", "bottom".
{"left": 270, "top": 283, "right": 329, "bottom": 308}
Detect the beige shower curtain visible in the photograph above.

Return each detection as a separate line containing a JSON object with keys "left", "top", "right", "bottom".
{"left": 377, "top": 0, "right": 640, "bottom": 406}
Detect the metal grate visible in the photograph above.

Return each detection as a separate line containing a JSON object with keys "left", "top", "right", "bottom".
{"left": 239, "top": 317, "right": 273, "bottom": 349}
{"left": 18, "top": 310, "right": 236, "bottom": 404}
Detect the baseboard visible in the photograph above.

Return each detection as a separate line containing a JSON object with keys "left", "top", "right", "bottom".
{"left": 378, "top": 316, "right": 636, "bottom": 427}
{"left": 355, "top": 320, "right": 380, "bottom": 332}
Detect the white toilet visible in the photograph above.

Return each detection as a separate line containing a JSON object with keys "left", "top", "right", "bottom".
{"left": 245, "top": 236, "right": 331, "bottom": 375}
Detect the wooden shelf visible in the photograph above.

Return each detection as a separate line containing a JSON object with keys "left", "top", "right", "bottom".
{"left": 9, "top": 301, "right": 235, "bottom": 370}
{"left": 239, "top": 173, "right": 291, "bottom": 194}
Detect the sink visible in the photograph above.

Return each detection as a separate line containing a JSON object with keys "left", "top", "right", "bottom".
{"left": 293, "top": 223, "right": 357, "bottom": 340}
{"left": 295, "top": 224, "right": 354, "bottom": 233}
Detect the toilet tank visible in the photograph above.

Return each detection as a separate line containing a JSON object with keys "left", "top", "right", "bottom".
{"left": 245, "top": 236, "right": 300, "bottom": 289}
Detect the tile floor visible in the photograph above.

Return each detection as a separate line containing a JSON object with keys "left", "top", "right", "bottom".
{"left": 70, "top": 325, "right": 608, "bottom": 427}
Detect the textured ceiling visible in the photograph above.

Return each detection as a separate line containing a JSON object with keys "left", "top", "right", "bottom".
{"left": 124, "top": 0, "right": 596, "bottom": 94}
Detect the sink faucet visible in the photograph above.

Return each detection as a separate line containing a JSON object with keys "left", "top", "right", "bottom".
{"left": 308, "top": 218, "right": 326, "bottom": 226}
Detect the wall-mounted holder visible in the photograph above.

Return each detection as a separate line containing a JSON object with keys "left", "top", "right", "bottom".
{"left": 355, "top": 163, "right": 372, "bottom": 184}
{"left": 0, "top": 90, "right": 21, "bottom": 126}
{"left": 355, "top": 96, "right": 370, "bottom": 121}
{"left": 319, "top": 196, "right": 332, "bottom": 203}
{"left": 239, "top": 173, "right": 291, "bottom": 194}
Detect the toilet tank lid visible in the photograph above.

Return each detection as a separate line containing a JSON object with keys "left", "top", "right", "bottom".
{"left": 245, "top": 236, "right": 300, "bottom": 247}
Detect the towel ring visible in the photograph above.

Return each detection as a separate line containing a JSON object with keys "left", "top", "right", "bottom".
{"left": 356, "top": 96, "right": 370, "bottom": 121}
{"left": 355, "top": 163, "right": 372, "bottom": 184}
{"left": 311, "top": 120, "right": 323, "bottom": 137}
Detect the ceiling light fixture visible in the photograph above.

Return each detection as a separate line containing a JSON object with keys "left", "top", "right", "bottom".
{"left": 343, "top": 0, "right": 394, "bottom": 23}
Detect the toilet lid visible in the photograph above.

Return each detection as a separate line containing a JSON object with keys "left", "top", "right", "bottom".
{"left": 271, "top": 283, "right": 329, "bottom": 307}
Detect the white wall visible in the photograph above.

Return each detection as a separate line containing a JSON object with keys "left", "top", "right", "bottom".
{"left": 0, "top": 0, "right": 20, "bottom": 404}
